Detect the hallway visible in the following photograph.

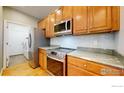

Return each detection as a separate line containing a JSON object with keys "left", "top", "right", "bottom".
{"left": 9, "top": 54, "right": 27, "bottom": 67}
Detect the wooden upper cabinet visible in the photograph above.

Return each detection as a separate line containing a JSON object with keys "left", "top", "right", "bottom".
{"left": 48, "top": 13, "right": 55, "bottom": 37}
{"left": 112, "top": 6, "right": 120, "bottom": 31}
{"left": 38, "top": 19, "right": 46, "bottom": 30}
{"left": 55, "top": 7, "right": 63, "bottom": 23}
{"left": 38, "top": 6, "right": 120, "bottom": 37}
{"left": 38, "top": 21, "right": 42, "bottom": 29}
{"left": 45, "top": 14, "right": 55, "bottom": 38}
{"left": 62, "top": 6, "right": 72, "bottom": 20}
{"left": 45, "top": 16, "right": 50, "bottom": 38}
{"left": 88, "top": 6, "right": 112, "bottom": 33}
{"left": 73, "top": 6, "right": 88, "bottom": 35}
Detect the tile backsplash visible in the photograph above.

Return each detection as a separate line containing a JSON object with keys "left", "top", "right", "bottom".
{"left": 50, "top": 32, "right": 116, "bottom": 49}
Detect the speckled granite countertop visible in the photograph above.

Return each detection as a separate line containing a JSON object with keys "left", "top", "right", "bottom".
{"left": 39, "top": 45, "right": 60, "bottom": 50}
{"left": 67, "top": 49, "right": 124, "bottom": 69}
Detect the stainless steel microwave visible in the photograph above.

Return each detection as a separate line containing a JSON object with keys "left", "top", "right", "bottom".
{"left": 54, "top": 19, "right": 72, "bottom": 36}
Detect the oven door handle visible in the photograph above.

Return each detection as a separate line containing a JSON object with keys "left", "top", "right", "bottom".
{"left": 47, "top": 55, "right": 64, "bottom": 63}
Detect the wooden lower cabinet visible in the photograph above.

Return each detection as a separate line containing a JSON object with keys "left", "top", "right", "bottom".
{"left": 39, "top": 49, "right": 47, "bottom": 70}
{"left": 68, "top": 63, "right": 99, "bottom": 76}
{"left": 67, "top": 56, "right": 124, "bottom": 76}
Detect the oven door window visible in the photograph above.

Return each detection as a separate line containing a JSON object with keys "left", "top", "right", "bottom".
{"left": 47, "top": 57, "right": 63, "bottom": 76}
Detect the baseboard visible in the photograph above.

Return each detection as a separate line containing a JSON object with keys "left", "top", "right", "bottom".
{"left": 0, "top": 68, "right": 4, "bottom": 76}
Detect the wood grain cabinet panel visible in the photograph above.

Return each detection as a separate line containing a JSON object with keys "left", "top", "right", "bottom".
{"left": 62, "top": 6, "right": 72, "bottom": 20}
{"left": 67, "top": 56, "right": 87, "bottom": 70}
{"left": 67, "top": 56, "right": 123, "bottom": 76}
{"left": 88, "top": 6, "right": 112, "bottom": 33}
{"left": 55, "top": 7, "right": 63, "bottom": 23}
{"left": 38, "top": 19, "right": 46, "bottom": 30}
{"left": 38, "top": 6, "right": 120, "bottom": 37}
{"left": 86, "top": 61, "right": 122, "bottom": 76}
{"left": 45, "top": 16, "right": 50, "bottom": 38}
{"left": 68, "top": 63, "right": 98, "bottom": 76}
{"left": 48, "top": 13, "right": 55, "bottom": 37}
{"left": 112, "top": 6, "right": 120, "bottom": 31}
{"left": 39, "top": 49, "right": 47, "bottom": 70}
{"left": 38, "top": 21, "right": 42, "bottom": 29}
{"left": 73, "top": 6, "right": 88, "bottom": 35}
{"left": 45, "top": 13, "right": 55, "bottom": 38}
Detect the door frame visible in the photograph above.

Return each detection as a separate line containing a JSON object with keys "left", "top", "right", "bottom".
{"left": 3, "top": 20, "right": 32, "bottom": 69}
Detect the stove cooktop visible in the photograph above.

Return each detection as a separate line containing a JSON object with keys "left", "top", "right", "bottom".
{"left": 47, "top": 47, "right": 75, "bottom": 60}
{"left": 53, "top": 47, "right": 75, "bottom": 53}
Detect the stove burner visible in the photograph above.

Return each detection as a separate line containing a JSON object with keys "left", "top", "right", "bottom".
{"left": 47, "top": 47, "right": 75, "bottom": 61}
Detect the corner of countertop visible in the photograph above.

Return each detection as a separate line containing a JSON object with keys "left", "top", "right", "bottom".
{"left": 38, "top": 45, "right": 60, "bottom": 50}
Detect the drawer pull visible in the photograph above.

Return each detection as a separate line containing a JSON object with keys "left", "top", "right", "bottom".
{"left": 84, "top": 64, "right": 87, "bottom": 67}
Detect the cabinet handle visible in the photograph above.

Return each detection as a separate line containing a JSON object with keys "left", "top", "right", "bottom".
{"left": 84, "top": 64, "right": 87, "bottom": 67}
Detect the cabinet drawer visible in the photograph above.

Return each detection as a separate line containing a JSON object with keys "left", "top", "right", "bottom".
{"left": 67, "top": 55, "right": 123, "bottom": 76}
{"left": 86, "top": 61, "right": 122, "bottom": 76}
{"left": 67, "top": 56, "right": 87, "bottom": 70}
{"left": 68, "top": 63, "right": 99, "bottom": 76}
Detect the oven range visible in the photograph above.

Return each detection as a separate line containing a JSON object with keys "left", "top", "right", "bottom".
{"left": 46, "top": 47, "right": 75, "bottom": 76}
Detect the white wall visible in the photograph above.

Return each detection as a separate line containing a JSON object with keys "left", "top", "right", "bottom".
{"left": 0, "top": 6, "right": 3, "bottom": 70}
{"left": 115, "top": 6, "right": 124, "bottom": 56}
{"left": 51, "top": 33, "right": 115, "bottom": 49}
{"left": 3, "top": 7, "right": 38, "bottom": 27}
{"left": 8, "top": 23, "right": 30, "bottom": 56}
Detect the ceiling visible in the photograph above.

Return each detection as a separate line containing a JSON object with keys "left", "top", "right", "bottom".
{"left": 9, "top": 6, "right": 59, "bottom": 19}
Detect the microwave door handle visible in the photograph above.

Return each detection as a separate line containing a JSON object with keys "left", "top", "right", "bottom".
{"left": 65, "top": 21, "right": 67, "bottom": 31}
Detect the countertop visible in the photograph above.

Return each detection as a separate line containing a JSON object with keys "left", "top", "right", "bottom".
{"left": 39, "top": 46, "right": 60, "bottom": 50}
{"left": 67, "top": 50, "right": 124, "bottom": 69}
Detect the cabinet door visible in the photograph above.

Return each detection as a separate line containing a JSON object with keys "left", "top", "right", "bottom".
{"left": 45, "top": 16, "right": 50, "bottom": 38}
{"left": 88, "top": 6, "right": 112, "bottom": 33}
{"left": 45, "top": 14, "right": 55, "bottom": 38}
{"left": 86, "top": 61, "right": 122, "bottom": 76}
{"left": 39, "top": 49, "right": 47, "bottom": 70}
{"left": 48, "top": 13, "right": 55, "bottom": 37}
{"left": 112, "top": 6, "right": 120, "bottom": 31}
{"left": 38, "top": 19, "right": 46, "bottom": 30}
{"left": 42, "top": 19, "right": 46, "bottom": 29}
{"left": 39, "top": 52, "right": 44, "bottom": 69}
{"left": 68, "top": 63, "right": 99, "bottom": 76}
{"left": 38, "top": 21, "right": 42, "bottom": 29}
{"left": 73, "top": 6, "right": 88, "bottom": 35}
{"left": 62, "top": 6, "right": 72, "bottom": 20}
{"left": 55, "top": 7, "right": 63, "bottom": 23}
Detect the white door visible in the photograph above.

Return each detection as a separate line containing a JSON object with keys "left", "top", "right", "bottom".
{"left": 8, "top": 23, "right": 30, "bottom": 56}
{"left": 3, "top": 21, "right": 9, "bottom": 68}
{"left": 4, "top": 21, "right": 30, "bottom": 68}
